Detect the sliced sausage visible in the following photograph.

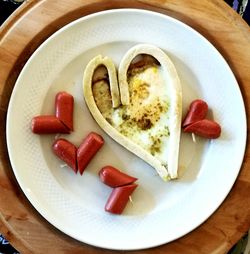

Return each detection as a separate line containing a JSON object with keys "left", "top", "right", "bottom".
{"left": 182, "top": 99, "right": 208, "bottom": 127}
{"left": 99, "top": 166, "right": 137, "bottom": 187}
{"left": 31, "top": 116, "right": 70, "bottom": 134}
{"left": 77, "top": 132, "right": 104, "bottom": 175}
{"left": 184, "top": 119, "right": 221, "bottom": 139}
{"left": 52, "top": 139, "right": 77, "bottom": 173}
{"left": 105, "top": 184, "right": 138, "bottom": 214}
{"left": 55, "top": 92, "right": 74, "bottom": 131}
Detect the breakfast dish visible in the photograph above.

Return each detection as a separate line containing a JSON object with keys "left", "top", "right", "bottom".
{"left": 83, "top": 44, "right": 182, "bottom": 180}
{"left": 6, "top": 9, "right": 246, "bottom": 250}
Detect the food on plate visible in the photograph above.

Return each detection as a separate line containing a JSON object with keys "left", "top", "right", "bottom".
{"left": 105, "top": 184, "right": 138, "bottom": 214}
{"left": 31, "top": 115, "right": 70, "bottom": 134}
{"left": 83, "top": 55, "right": 120, "bottom": 108}
{"left": 183, "top": 119, "right": 221, "bottom": 139}
{"left": 182, "top": 99, "right": 221, "bottom": 139}
{"left": 83, "top": 44, "right": 182, "bottom": 180}
{"left": 52, "top": 138, "right": 77, "bottom": 173}
{"left": 77, "top": 132, "right": 104, "bottom": 175}
{"left": 99, "top": 166, "right": 138, "bottom": 214}
{"left": 182, "top": 99, "right": 208, "bottom": 127}
{"left": 55, "top": 92, "right": 74, "bottom": 131}
{"left": 52, "top": 132, "right": 104, "bottom": 173}
{"left": 99, "top": 166, "right": 137, "bottom": 188}
{"left": 31, "top": 91, "right": 74, "bottom": 134}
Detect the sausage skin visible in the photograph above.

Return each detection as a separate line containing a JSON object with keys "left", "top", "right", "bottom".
{"left": 99, "top": 166, "right": 137, "bottom": 187}
{"left": 31, "top": 116, "right": 70, "bottom": 134}
{"left": 105, "top": 184, "right": 138, "bottom": 214}
{"left": 184, "top": 119, "right": 221, "bottom": 139}
{"left": 55, "top": 92, "right": 74, "bottom": 131}
{"left": 52, "top": 138, "right": 77, "bottom": 173}
{"left": 182, "top": 99, "right": 208, "bottom": 127}
{"left": 77, "top": 132, "right": 104, "bottom": 175}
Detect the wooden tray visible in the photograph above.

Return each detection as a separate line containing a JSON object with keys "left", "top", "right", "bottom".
{"left": 0, "top": 0, "right": 249, "bottom": 253}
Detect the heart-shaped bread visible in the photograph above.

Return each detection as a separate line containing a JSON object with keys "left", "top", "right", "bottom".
{"left": 83, "top": 44, "right": 182, "bottom": 180}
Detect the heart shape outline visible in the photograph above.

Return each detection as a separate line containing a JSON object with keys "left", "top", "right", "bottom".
{"left": 83, "top": 44, "right": 182, "bottom": 180}
{"left": 52, "top": 132, "right": 104, "bottom": 174}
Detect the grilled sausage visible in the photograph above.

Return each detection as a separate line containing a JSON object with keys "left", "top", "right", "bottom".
{"left": 99, "top": 166, "right": 137, "bottom": 187}
{"left": 31, "top": 115, "right": 69, "bottom": 134}
{"left": 77, "top": 132, "right": 104, "bottom": 174}
{"left": 105, "top": 184, "right": 137, "bottom": 214}
{"left": 55, "top": 92, "right": 74, "bottom": 131}
{"left": 182, "top": 99, "right": 208, "bottom": 127}
{"left": 52, "top": 138, "right": 77, "bottom": 173}
{"left": 184, "top": 119, "right": 221, "bottom": 139}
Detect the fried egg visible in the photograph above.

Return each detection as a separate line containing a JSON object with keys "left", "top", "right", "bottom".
{"left": 83, "top": 44, "right": 182, "bottom": 180}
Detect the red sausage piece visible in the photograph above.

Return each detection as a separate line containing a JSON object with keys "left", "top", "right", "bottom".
{"left": 182, "top": 99, "right": 208, "bottom": 127}
{"left": 184, "top": 119, "right": 221, "bottom": 139}
{"left": 77, "top": 132, "right": 104, "bottom": 175}
{"left": 31, "top": 116, "right": 70, "bottom": 134}
{"left": 99, "top": 166, "right": 137, "bottom": 188}
{"left": 52, "top": 139, "right": 77, "bottom": 173}
{"left": 55, "top": 92, "right": 74, "bottom": 131}
{"left": 105, "top": 184, "right": 138, "bottom": 214}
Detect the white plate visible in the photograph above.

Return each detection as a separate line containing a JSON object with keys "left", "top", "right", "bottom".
{"left": 6, "top": 9, "right": 247, "bottom": 250}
